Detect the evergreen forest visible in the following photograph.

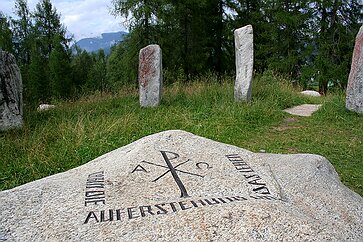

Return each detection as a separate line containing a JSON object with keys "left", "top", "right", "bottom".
{"left": 0, "top": 0, "right": 362, "bottom": 106}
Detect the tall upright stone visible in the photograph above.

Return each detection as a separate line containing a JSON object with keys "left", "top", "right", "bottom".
{"left": 346, "top": 25, "right": 363, "bottom": 113}
{"left": 139, "top": 44, "right": 162, "bottom": 107}
{"left": 0, "top": 50, "right": 23, "bottom": 131}
{"left": 234, "top": 25, "right": 254, "bottom": 102}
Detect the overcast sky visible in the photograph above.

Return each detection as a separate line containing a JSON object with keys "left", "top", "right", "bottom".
{"left": 0, "top": 0, "right": 127, "bottom": 40}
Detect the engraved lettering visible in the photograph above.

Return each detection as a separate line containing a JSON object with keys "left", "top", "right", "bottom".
{"left": 226, "top": 154, "right": 241, "bottom": 159}
{"left": 190, "top": 199, "right": 207, "bottom": 207}
{"left": 231, "top": 161, "right": 247, "bottom": 166}
{"left": 86, "top": 191, "right": 105, "bottom": 197}
{"left": 131, "top": 164, "right": 149, "bottom": 173}
{"left": 204, "top": 198, "right": 220, "bottom": 205}
{"left": 253, "top": 186, "right": 271, "bottom": 194}
{"left": 101, "top": 210, "right": 114, "bottom": 222}
{"left": 86, "top": 183, "right": 104, "bottom": 189}
{"left": 154, "top": 204, "right": 168, "bottom": 215}
{"left": 179, "top": 201, "right": 192, "bottom": 210}
{"left": 196, "top": 162, "right": 212, "bottom": 170}
{"left": 232, "top": 196, "right": 247, "bottom": 201}
{"left": 244, "top": 174, "right": 259, "bottom": 179}
{"left": 85, "top": 199, "right": 106, "bottom": 206}
{"left": 83, "top": 195, "right": 251, "bottom": 224}
{"left": 224, "top": 197, "right": 235, "bottom": 202}
{"left": 116, "top": 209, "right": 126, "bottom": 220}
{"left": 127, "top": 207, "right": 140, "bottom": 219}
{"left": 139, "top": 206, "right": 155, "bottom": 217}
{"left": 169, "top": 202, "right": 178, "bottom": 212}
{"left": 250, "top": 195, "right": 280, "bottom": 201}
{"left": 248, "top": 178, "right": 266, "bottom": 186}
{"left": 226, "top": 154, "right": 271, "bottom": 195}
{"left": 84, "top": 211, "right": 99, "bottom": 224}
{"left": 84, "top": 171, "right": 106, "bottom": 206}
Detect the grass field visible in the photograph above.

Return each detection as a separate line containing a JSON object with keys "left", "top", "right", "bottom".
{"left": 1, "top": 72, "right": 362, "bottom": 196}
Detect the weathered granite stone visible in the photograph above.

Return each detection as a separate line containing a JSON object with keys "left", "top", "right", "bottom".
{"left": 139, "top": 44, "right": 162, "bottom": 107}
{"left": 300, "top": 90, "right": 321, "bottom": 97}
{"left": 234, "top": 25, "right": 254, "bottom": 102}
{"left": 346, "top": 25, "right": 363, "bottom": 113}
{"left": 0, "top": 50, "right": 23, "bottom": 131}
{"left": 1, "top": 130, "right": 362, "bottom": 241}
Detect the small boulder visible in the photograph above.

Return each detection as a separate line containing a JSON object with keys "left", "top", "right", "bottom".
{"left": 300, "top": 90, "right": 321, "bottom": 97}
{"left": 37, "top": 104, "right": 56, "bottom": 112}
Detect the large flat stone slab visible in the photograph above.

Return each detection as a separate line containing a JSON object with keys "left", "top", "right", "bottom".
{"left": 284, "top": 104, "right": 322, "bottom": 117}
{"left": 0, "top": 130, "right": 362, "bottom": 241}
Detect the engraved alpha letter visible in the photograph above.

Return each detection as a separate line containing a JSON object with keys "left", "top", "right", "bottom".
{"left": 131, "top": 164, "right": 148, "bottom": 173}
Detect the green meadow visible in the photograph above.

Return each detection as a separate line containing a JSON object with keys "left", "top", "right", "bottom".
{"left": 1, "top": 72, "right": 362, "bottom": 196}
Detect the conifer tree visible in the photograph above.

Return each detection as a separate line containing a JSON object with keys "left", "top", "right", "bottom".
{"left": 107, "top": 43, "right": 135, "bottom": 88}
{"left": 28, "top": 0, "right": 72, "bottom": 101}
{"left": 111, "top": 0, "right": 362, "bottom": 91}
{"left": 0, "top": 12, "right": 13, "bottom": 53}
{"left": 265, "top": 0, "right": 311, "bottom": 79}
{"left": 12, "top": 0, "right": 33, "bottom": 64}
{"left": 28, "top": 42, "right": 49, "bottom": 103}
{"left": 230, "top": 0, "right": 268, "bottom": 72}
{"left": 306, "top": 0, "right": 362, "bottom": 93}
{"left": 112, "top": 0, "right": 159, "bottom": 46}
{"left": 49, "top": 34, "right": 72, "bottom": 98}
{"left": 33, "top": 0, "right": 68, "bottom": 58}
{"left": 111, "top": 0, "right": 167, "bottom": 86}
{"left": 71, "top": 48, "right": 94, "bottom": 90}
{"left": 87, "top": 49, "right": 107, "bottom": 93}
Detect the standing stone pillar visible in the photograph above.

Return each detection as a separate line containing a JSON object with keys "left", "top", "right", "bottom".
{"left": 234, "top": 25, "right": 254, "bottom": 102}
{"left": 346, "top": 25, "right": 363, "bottom": 114}
{"left": 0, "top": 50, "right": 23, "bottom": 131}
{"left": 139, "top": 44, "right": 162, "bottom": 107}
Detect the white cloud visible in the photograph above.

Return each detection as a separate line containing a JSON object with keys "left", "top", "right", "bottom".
{"left": 0, "top": 1, "right": 15, "bottom": 16}
{"left": 1, "top": 0, "right": 127, "bottom": 40}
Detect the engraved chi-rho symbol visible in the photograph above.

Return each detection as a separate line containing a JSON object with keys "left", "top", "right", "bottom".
{"left": 131, "top": 151, "right": 209, "bottom": 198}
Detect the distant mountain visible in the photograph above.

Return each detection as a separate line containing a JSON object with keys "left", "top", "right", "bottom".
{"left": 74, "top": 31, "right": 128, "bottom": 55}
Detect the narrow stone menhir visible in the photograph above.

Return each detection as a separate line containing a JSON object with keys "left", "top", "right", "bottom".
{"left": 234, "top": 25, "right": 254, "bottom": 102}
{"left": 139, "top": 44, "right": 162, "bottom": 107}
{"left": 0, "top": 50, "right": 23, "bottom": 131}
{"left": 346, "top": 25, "right": 363, "bottom": 114}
